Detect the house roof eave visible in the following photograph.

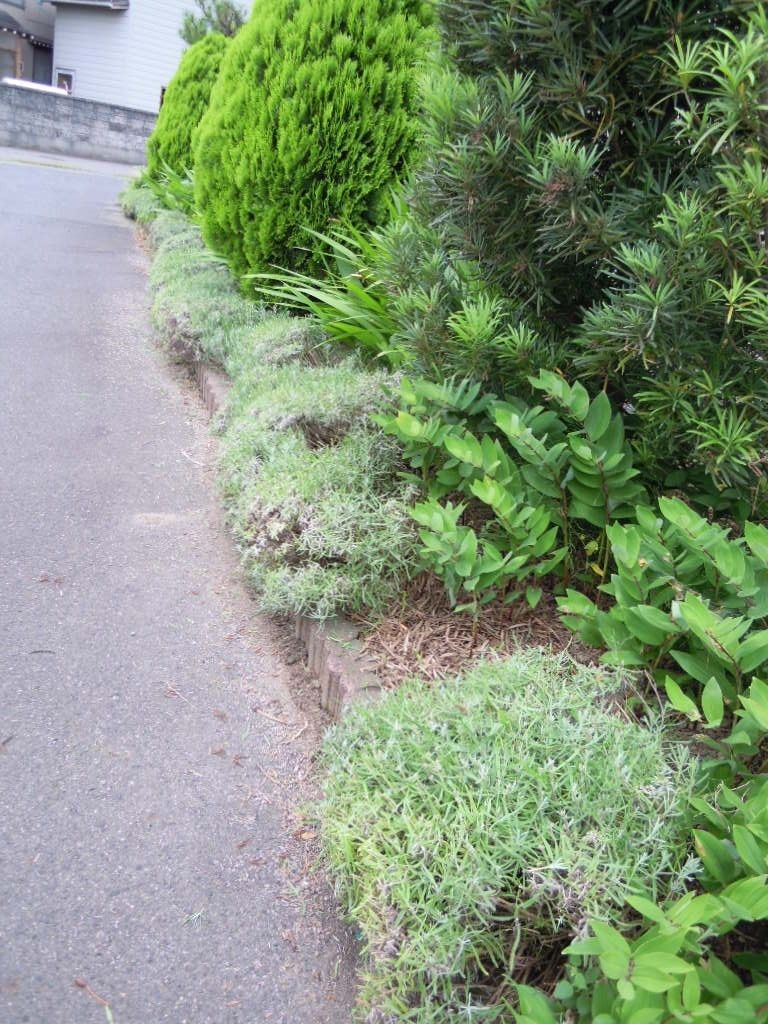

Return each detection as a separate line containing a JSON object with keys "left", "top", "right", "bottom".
{"left": 50, "top": 1, "right": 129, "bottom": 9}
{"left": 0, "top": 13, "right": 54, "bottom": 49}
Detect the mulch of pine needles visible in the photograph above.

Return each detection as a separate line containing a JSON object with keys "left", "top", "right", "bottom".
{"left": 356, "top": 574, "right": 598, "bottom": 690}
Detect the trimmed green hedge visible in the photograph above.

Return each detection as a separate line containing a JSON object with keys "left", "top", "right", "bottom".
{"left": 193, "top": 0, "right": 433, "bottom": 278}
{"left": 147, "top": 33, "right": 229, "bottom": 179}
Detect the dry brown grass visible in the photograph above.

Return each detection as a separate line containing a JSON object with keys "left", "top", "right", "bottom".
{"left": 356, "top": 574, "right": 598, "bottom": 689}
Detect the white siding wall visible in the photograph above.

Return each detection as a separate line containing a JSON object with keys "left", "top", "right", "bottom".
{"left": 53, "top": 0, "right": 194, "bottom": 113}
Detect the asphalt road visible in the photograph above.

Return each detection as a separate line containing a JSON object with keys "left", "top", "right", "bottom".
{"left": 0, "top": 149, "right": 355, "bottom": 1024}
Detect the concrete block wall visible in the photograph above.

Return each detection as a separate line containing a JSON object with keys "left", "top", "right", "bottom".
{"left": 0, "top": 83, "right": 153, "bottom": 164}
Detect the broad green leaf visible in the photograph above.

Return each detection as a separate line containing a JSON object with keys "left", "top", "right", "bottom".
{"left": 394, "top": 411, "right": 425, "bottom": 439}
{"left": 634, "top": 953, "right": 691, "bottom": 975}
{"left": 585, "top": 391, "right": 613, "bottom": 441}
{"left": 592, "top": 920, "right": 631, "bottom": 958}
{"left": 625, "top": 894, "right": 668, "bottom": 923}
{"left": 693, "top": 829, "right": 738, "bottom": 885}
{"left": 625, "top": 605, "right": 679, "bottom": 645}
{"left": 570, "top": 497, "right": 607, "bottom": 528}
{"left": 732, "top": 826, "right": 768, "bottom": 874}
{"left": 444, "top": 431, "right": 484, "bottom": 469}
{"left": 565, "top": 937, "right": 602, "bottom": 956}
{"left": 667, "top": 893, "right": 723, "bottom": 928}
{"left": 557, "top": 589, "right": 598, "bottom": 616}
{"left": 711, "top": 541, "right": 746, "bottom": 585}
{"left": 607, "top": 523, "right": 642, "bottom": 566}
{"left": 600, "top": 950, "right": 631, "bottom": 980}
{"left": 665, "top": 677, "right": 700, "bottom": 720}
{"left": 701, "top": 677, "right": 724, "bottom": 728}
{"left": 569, "top": 381, "right": 591, "bottom": 420}
{"left": 617, "top": 978, "right": 635, "bottom": 1001}
{"left": 633, "top": 931, "right": 687, "bottom": 957}
{"left": 679, "top": 594, "right": 747, "bottom": 663}
{"left": 515, "top": 985, "right": 558, "bottom": 1023}
{"left": 711, "top": 997, "right": 760, "bottom": 1024}
{"left": 745, "top": 521, "right": 768, "bottom": 565}
{"left": 631, "top": 965, "right": 677, "bottom": 993}
{"left": 601, "top": 649, "right": 649, "bottom": 667}
{"left": 682, "top": 969, "right": 701, "bottom": 1011}
{"left": 737, "top": 629, "right": 768, "bottom": 673}
{"left": 659, "top": 496, "right": 707, "bottom": 533}
{"left": 740, "top": 677, "right": 768, "bottom": 729}
{"left": 670, "top": 650, "right": 724, "bottom": 687}
{"left": 699, "top": 955, "right": 743, "bottom": 999}
{"left": 627, "top": 1011, "right": 665, "bottom": 1024}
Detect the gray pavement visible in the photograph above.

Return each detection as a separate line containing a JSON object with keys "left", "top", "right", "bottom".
{"left": 0, "top": 149, "right": 356, "bottom": 1024}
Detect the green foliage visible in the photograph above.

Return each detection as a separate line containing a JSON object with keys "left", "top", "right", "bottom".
{"left": 250, "top": 225, "right": 404, "bottom": 366}
{"left": 147, "top": 211, "right": 264, "bottom": 365}
{"left": 180, "top": 0, "right": 246, "bottom": 44}
{"left": 519, "top": 880, "right": 768, "bottom": 1024}
{"left": 132, "top": 204, "right": 412, "bottom": 619}
{"left": 193, "top": 0, "right": 434, "bottom": 278}
{"left": 513, "top": 744, "right": 768, "bottom": 1024}
{"left": 220, "top": 362, "right": 415, "bottom": 618}
{"left": 147, "top": 33, "right": 229, "bottom": 179}
{"left": 379, "top": 372, "right": 646, "bottom": 610}
{"left": 144, "top": 163, "right": 197, "bottom": 217}
{"left": 558, "top": 500, "right": 768, "bottom": 734}
{"left": 322, "top": 650, "right": 694, "bottom": 1023}
{"left": 120, "top": 177, "right": 163, "bottom": 224}
{"left": 394, "top": 1, "right": 768, "bottom": 508}
{"left": 693, "top": 773, "right": 768, "bottom": 889}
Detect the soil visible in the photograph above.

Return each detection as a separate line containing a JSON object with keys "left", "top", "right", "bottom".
{"left": 356, "top": 573, "right": 599, "bottom": 690}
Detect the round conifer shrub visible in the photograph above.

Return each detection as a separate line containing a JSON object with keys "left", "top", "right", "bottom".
{"left": 193, "top": 0, "right": 433, "bottom": 278}
{"left": 147, "top": 32, "right": 229, "bottom": 179}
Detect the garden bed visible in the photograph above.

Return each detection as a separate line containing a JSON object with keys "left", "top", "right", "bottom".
{"left": 357, "top": 575, "right": 596, "bottom": 689}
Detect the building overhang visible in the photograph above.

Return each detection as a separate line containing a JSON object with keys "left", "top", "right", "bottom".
{"left": 50, "top": 0, "right": 129, "bottom": 9}
{"left": 0, "top": 12, "right": 53, "bottom": 49}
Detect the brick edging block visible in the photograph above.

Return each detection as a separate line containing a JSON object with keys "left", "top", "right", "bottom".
{"left": 194, "top": 361, "right": 230, "bottom": 418}
{"left": 193, "top": 361, "right": 383, "bottom": 720}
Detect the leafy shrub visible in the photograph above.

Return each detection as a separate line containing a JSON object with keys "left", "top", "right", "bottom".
{"left": 523, "top": 876, "right": 768, "bottom": 1024}
{"left": 147, "top": 33, "right": 229, "bottom": 179}
{"left": 193, "top": 0, "right": 434, "bottom": 278}
{"left": 143, "top": 164, "right": 198, "bottom": 217}
{"left": 513, "top": 687, "right": 768, "bottom": 1024}
{"left": 252, "top": 226, "right": 405, "bottom": 366}
{"left": 132, "top": 202, "right": 414, "bottom": 619}
{"left": 393, "top": 2, "right": 768, "bottom": 509}
{"left": 322, "top": 650, "right": 694, "bottom": 1023}
{"left": 218, "top": 326, "right": 415, "bottom": 618}
{"left": 379, "top": 372, "right": 646, "bottom": 612}
{"left": 558, "top": 499, "right": 768, "bottom": 733}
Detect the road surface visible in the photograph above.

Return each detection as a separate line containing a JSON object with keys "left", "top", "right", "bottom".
{"left": 0, "top": 148, "right": 355, "bottom": 1024}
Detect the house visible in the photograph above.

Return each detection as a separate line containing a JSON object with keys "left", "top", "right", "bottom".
{"left": 50, "top": 0, "right": 194, "bottom": 113}
{"left": 0, "top": 1, "right": 55, "bottom": 84}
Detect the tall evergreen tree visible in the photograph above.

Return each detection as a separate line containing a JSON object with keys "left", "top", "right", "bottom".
{"left": 193, "top": 0, "right": 434, "bottom": 278}
{"left": 147, "top": 33, "right": 229, "bottom": 178}
{"left": 405, "top": 0, "right": 768, "bottom": 510}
